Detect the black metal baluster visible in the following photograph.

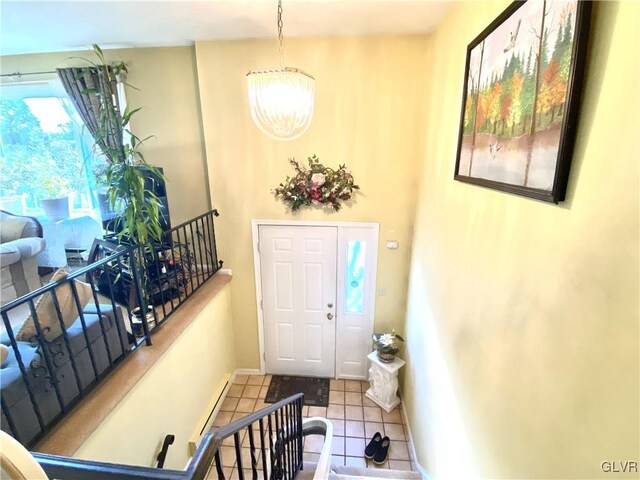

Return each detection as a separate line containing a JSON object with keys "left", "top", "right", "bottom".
{"left": 129, "top": 248, "right": 152, "bottom": 346}
{"left": 82, "top": 277, "right": 114, "bottom": 369}
{"left": 184, "top": 226, "right": 196, "bottom": 293}
{"left": 214, "top": 450, "right": 225, "bottom": 479}
{"left": 277, "top": 408, "right": 288, "bottom": 479}
{"left": 212, "top": 210, "right": 221, "bottom": 271}
{"left": 284, "top": 405, "right": 293, "bottom": 479}
{"left": 68, "top": 282, "right": 100, "bottom": 381}
{"left": 1, "top": 311, "right": 45, "bottom": 433}
{"left": 99, "top": 262, "right": 129, "bottom": 355}
{"left": 165, "top": 236, "right": 177, "bottom": 313}
{"left": 151, "top": 246, "right": 167, "bottom": 323}
{"left": 1, "top": 396, "right": 17, "bottom": 440}
{"left": 174, "top": 228, "right": 187, "bottom": 304}
{"left": 234, "top": 431, "right": 244, "bottom": 480}
{"left": 203, "top": 213, "right": 214, "bottom": 277}
{"left": 48, "top": 288, "right": 84, "bottom": 396}
{"left": 190, "top": 221, "right": 203, "bottom": 287}
{"left": 258, "top": 418, "right": 268, "bottom": 480}
{"left": 288, "top": 403, "right": 296, "bottom": 475}
{"left": 247, "top": 423, "right": 258, "bottom": 480}
{"left": 113, "top": 255, "right": 139, "bottom": 347}
{"left": 296, "top": 397, "right": 303, "bottom": 468}
{"left": 200, "top": 217, "right": 212, "bottom": 280}
{"left": 26, "top": 298, "right": 66, "bottom": 412}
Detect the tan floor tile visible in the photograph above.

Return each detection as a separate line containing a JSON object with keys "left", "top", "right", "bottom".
{"left": 389, "top": 441, "right": 410, "bottom": 461}
{"left": 259, "top": 386, "right": 269, "bottom": 399}
{"left": 345, "top": 437, "right": 366, "bottom": 457}
{"left": 364, "top": 422, "right": 384, "bottom": 439}
{"left": 344, "top": 420, "right": 365, "bottom": 438}
{"left": 363, "top": 406, "right": 383, "bottom": 423}
{"left": 233, "top": 374, "right": 249, "bottom": 385}
{"left": 332, "top": 455, "right": 346, "bottom": 467}
{"left": 329, "top": 390, "right": 345, "bottom": 404}
{"left": 360, "top": 381, "right": 369, "bottom": 392}
{"left": 344, "top": 392, "right": 362, "bottom": 406}
{"left": 308, "top": 406, "right": 327, "bottom": 417}
{"left": 236, "top": 398, "right": 257, "bottom": 413}
{"left": 253, "top": 400, "right": 271, "bottom": 412}
{"left": 345, "top": 405, "right": 363, "bottom": 421}
{"left": 384, "top": 423, "right": 406, "bottom": 441}
{"left": 330, "top": 379, "right": 345, "bottom": 391}
{"left": 232, "top": 412, "right": 249, "bottom": 422}
{"left": 327, "top": 404, "right": 345, "bottom": 420}
{"left": 228, "top": 385, "right": 244, "bottom": 397}
{"left": 246, "top": 375, "right": 265, "bottom": 386}
{"left": 302, "top": 406, "right": 310, "bottom": 417}
{"left": 240, "top": 447, "right": 263, "bottom": 469}
{"left": 331, "top": 419, "right": 345, "bottom": 436}
{"left": 303, "top": 452, "right": 320, "bottom": 466}
{"left": 332, "top": 436, "right": 345, "bottom": 455}
{"left": 242, "top": 385, "right": 261, "bottom": 398}
{"left": 303, "top": 434, "right": 325, "bottom": 453}
{"left": 389, "top": 459, "right": 412, "bottom": 471}
{"left": 219, "top": 446, "right": 237, "bottom": 468}
{"left": 213, "top": 411, "right": 233, "bottom": 427}
{"left": 262, "top": 374, "right": 272, "bottom": 384}
{"left": 362, "top": 394, "right": 378, "bottom": 407}
{"left": 344, "top": 380, "right": 361, "bottom": 392}
{"left": 220, "top": 396, "right": 239, "bottom": 412}
{"left": 345, "top": 456, "right": 367, "bottom": 468}
{"left": 382, "top": 407, "right": 402, "bottom": 424}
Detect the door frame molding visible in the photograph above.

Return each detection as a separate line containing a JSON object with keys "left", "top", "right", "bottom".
{"left": 251, "top": 220, "right": 379, "bottom": 376}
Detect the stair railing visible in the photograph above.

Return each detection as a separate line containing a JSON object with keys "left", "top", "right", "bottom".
{"left": 32, "top": 393, "right": 333, "bottom": 480}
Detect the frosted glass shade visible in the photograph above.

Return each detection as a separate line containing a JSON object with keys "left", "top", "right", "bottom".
{"left": 246, "top": 67, "right": 315, "bottom": 141}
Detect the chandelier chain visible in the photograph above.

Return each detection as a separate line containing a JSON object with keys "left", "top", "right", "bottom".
{"left": 277, "top": 0, "right": 284, "bottom": 67}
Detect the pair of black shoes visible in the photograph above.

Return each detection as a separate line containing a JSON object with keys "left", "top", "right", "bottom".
{"left": 364, "top": 432, "right": 390, "bottom": 465}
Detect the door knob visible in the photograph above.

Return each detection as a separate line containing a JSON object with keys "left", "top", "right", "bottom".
{"left": 327, "top": 313, "right": 334, "bottom": 320}
{"left": 327, "top": 303, "right": 333, "bottom": 308}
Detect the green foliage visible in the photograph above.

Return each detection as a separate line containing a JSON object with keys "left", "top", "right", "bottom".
{"left": 0, "top": 98, "right": 90, "bottom": 202}
{"left": 273, "top": 155, "right": 359, "bottom": 212}
{"left": 85, "top": 44, "right": 165, "bottom": 247}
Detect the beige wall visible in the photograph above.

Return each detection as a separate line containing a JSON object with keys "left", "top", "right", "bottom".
{"left": 75, "top": 282, "right": 236, "bottom": 470}
{"left": 0, "top": 46, "right": 210, "bottom": 225}
{"left": 402, "top": 1, "right": 640, "bottom": 479}
{"left": 195, "top": 36, "right": 428, "bottom": 369}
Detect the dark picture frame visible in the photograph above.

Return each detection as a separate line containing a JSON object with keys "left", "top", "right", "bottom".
{"left": 453, "top": 0, "right": 592, "bottom": 203}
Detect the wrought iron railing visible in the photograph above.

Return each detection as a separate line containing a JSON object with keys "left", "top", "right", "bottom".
{"left": 0, "top": 209, "right": 223, "bottom": 449}
{"left": 31, "top": 394, "right": 329, "bottom": 480}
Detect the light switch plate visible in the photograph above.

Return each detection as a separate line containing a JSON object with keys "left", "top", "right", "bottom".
{"left": 386, "top": 241, "right": 399, "bottom": 249}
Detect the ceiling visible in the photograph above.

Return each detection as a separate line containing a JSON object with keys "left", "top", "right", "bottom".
{"left": 0, "top": 1, "right": 452, "bottom": 56}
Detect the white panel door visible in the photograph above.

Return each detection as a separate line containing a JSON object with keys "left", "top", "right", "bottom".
{"left": 259, "top": 225, "right": 337, "bottom": 377}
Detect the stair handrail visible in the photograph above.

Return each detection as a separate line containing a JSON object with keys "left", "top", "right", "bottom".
{"left": 32, "top": 393, "right": 307, "bottom": 480}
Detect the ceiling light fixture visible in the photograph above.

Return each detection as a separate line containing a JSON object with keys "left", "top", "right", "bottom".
{"left": 246, "top": 0, "right": 315, "bottom": 141}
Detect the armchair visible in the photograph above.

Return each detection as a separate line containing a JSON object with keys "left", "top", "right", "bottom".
{"left": 0, "top": 211, "right": 46, "bottom": 306}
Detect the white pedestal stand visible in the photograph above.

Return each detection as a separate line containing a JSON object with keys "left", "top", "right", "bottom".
{"left": 365, "top": 351, "right": 406, "bottom": 413}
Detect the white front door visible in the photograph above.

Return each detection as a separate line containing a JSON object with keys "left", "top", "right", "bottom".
{"left": 259, "top": 225, "right": 337, "bottom": 377}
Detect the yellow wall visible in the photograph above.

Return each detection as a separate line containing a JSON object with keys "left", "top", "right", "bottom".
{"left": 0, "top": 47, "right": 210, "bottom": 225}
{"left": 75, "top": 282, "right": 236, "bottom": 470}
{"left": 402, "top": 1, "right": 640, "bottom": 479}
{"left": 194, "top": 35, "right": 428, "bottom": 369}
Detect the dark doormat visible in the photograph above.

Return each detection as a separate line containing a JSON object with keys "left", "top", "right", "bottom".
{"left": 264, "top": 375, "right": 330, "bottom": 407}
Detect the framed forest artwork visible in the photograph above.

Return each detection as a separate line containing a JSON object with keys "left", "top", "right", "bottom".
{"left": 454, "top": 0, "right": 592, "bottom": 203}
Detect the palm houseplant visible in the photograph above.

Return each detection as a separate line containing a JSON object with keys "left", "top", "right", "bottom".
{"left": 72, "top": 45, "right": 167, "bottom": 333}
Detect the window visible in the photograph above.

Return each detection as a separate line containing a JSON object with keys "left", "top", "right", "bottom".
{"left": 345, "top": 240, "right": 366, "bottom": 314}
{"left": 0, "top": 80, "right": 106, "bottom": 220}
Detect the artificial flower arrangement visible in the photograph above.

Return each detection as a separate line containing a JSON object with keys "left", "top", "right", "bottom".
{"left": 273, "top": 155, "right": 359, "bottom": 212}
{"left": 372, "top": 329, "right": 405, "bottom": 363}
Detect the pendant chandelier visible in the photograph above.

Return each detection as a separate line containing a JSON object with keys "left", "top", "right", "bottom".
{"left": 246, "top": 0, "right": 315, "bottom": 141}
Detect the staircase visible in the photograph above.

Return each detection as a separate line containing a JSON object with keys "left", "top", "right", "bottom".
{"left": 24, "top": 393, "right": 420, "bottom": 479}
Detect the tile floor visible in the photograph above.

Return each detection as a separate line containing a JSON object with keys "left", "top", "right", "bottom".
{"left": 208, "top": 374, "right": 417, "bottom": 478}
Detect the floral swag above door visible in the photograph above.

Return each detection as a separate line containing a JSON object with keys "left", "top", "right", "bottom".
{"left": 273, "top": 155, "right": 359, "bottom": 212}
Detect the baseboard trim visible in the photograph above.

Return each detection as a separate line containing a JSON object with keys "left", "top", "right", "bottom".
{"left": 399, "top": 391, "right": 432, "bottom": 480}
{"left": 234, "top": 368, "right": 263, "bottom": 376}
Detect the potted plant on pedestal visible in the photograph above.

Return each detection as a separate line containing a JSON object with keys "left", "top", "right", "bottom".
{"left": 39, "top": 177, "right": 71, "bottom": 221}
{"left": 372, "top": 329, "right": 405, "bottom": 363}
